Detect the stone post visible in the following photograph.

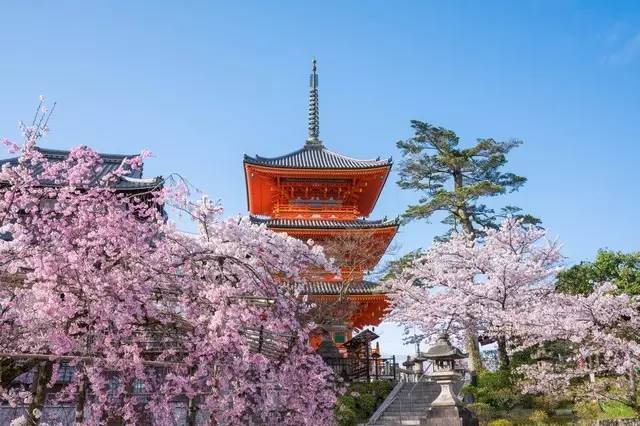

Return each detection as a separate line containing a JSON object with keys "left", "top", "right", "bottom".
{"left": 421, "top": 336, "right": 478, "bottom": 426}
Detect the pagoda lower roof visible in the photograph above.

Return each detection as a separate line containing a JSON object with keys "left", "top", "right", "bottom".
{"left": 303, "top": 280, "right": 386, "bottom": 295}
{"left": 244, "top": 143, "right": 392, "bottom": 170}
{"left": 250, "top": 216, "right": 399, "bottom": 230}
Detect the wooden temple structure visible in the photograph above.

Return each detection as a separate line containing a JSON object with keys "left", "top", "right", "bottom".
{"left": 243, "top": 60, "right": 398, "bottom": 353}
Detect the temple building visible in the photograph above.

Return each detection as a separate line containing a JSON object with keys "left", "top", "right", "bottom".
{"left": 243, "top": 60, "right": 398, "bottom": 350}
{"left": 0, "top": 147, "right": 163, "bottom": 194}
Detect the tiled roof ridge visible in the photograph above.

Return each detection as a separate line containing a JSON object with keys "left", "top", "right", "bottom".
{"left": 0, "top": 147, "right": 161, "bottom": 191}
{"left": 34, "top": 147, "right": 141, "bottom": 162}
{"left": 251, "top": 145, "right": 388, "bottom": 164}
{"left": 244, "top": 144, "right": 392, "bottom": 169}
{"left": 301, "top": 280, "right": 386, "bottom": 295}
{"left": 249, "top": 215, "right": 399, "bottom": 229}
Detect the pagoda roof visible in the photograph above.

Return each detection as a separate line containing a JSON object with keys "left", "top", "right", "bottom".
{"left": 250, "top": 216, "right": 399, "bottom": 230}
{"left": 0, "top": 147, "right": 162, "bottom": 191}
{"left": 302, "top": 280, "right": 385, "bottom": 295}
{"left": 244, "top": 144, "right": 392, "bottom": 170}
{"left": 345, "top": 329, "right": 379, "bottom": 348}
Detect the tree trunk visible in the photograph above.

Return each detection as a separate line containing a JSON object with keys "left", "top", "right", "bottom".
{"left": 74, "top": 372, "right": 89, "bottom": 423}
{"left": 464, "top": 325, "right": 484, "bottom": 379}
{"left": 628, "top": 370, "right": 638, "bottom": 411}
{"left": 186, "top": 396, "right": 198, "bottom": 426}
{"left": 453, "top": 200, "right": 485, "bottom": 377}
{"left": 497, "top": 336, "right": 510, "bottom": 368}
{"left": 27, "top": 361, "right": 52, "bottom": 425}
{"left": 457, "top": 226, "right": 485, "bottom": 377}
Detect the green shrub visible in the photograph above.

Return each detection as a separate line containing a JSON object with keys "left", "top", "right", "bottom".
{"left": 528, "top": 409, "right": 549, "bottom": 424}
{"left": 601, "top": 400, "right": 637, "bottom": 418}
{"left": 357, "top": 393, "right": 377, "bottom": 416}
{"left": 464, "top": 369, "right": 522, "bottom": 410}
{"left": 337, "top": 394, "right": 356, "bottom": 410}
{"left": 487, "top": 419, "right": 513, "bottom": 426}
{"left": 467, "top": 402, "right": 497, "bottom": 422}
{"left": 574, "top": 401, "right": 601, "bottom": 420}
{"left": 334, "top": 380, "right": 394, "bottom": 426}
{"left": 335, "top": 402, "right": 358, "bottom": 426}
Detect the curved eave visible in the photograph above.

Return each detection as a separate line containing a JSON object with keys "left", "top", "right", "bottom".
{"left": 261, "top": 224, "right": 398, "bottom": 241}
{"left": 251, "top": 216, "right": 400, "bottom": 231}
{"left": 243, "top": 153, "right": 393, "bottom": 171}
{"left": 0, "top": 178, "right": 163, "bottom": 192}
{"left": 301, "top": 280, "right": 388, "bottom": 296}
{"left": 271, "top": 224, "right": 398, "bottom": 230}
{"left": 242, "top": 161, "right": 392, "bottom": 175}
{"left": 309, "top": 294, "right": 387, "bottom": 300}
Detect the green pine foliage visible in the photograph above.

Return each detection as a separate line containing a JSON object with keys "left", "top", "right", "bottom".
{"left": 396, "top": 120, "right": 539, "bottom": 240}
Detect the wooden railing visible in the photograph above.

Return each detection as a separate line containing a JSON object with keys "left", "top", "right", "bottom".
{"left": 272, "top": 203, "right": 360, "bottom": 220}
{"left": 323, "top": 356, "right": 397, "bottom": 382}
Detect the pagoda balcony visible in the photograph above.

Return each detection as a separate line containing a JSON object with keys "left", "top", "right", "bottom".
{"left": 272, "top": 203, "right": 361, "bottom": 220}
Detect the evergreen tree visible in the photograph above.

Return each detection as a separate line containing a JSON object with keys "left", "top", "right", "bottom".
{"left": 394, "top": 120, "right": 538, "bottom": 373}
{"left": 556, "top": 249, "right": 640, "bottom": 296}
{"left": 397, "top": 120, "right": 539, "bottom": 239}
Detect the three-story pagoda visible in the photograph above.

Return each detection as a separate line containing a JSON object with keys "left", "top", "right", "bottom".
{"left": 243, "top": 60, "right": 398, "bottom": 348}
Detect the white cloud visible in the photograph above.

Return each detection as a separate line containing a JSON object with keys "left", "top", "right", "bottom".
{"left": 604, "top": 31, "right": 640, "bottom": 65}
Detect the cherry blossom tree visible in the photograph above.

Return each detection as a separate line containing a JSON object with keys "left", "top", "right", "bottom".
{"left": 514, "top": 283, "right": 640, "bottom": 410}
{"left": 0, "top": 109, "right": 336, "bottom": 425}
{"left": 386, "top": 219, "right": 562, "bottom": 368}
{"left": 387, "top": 216, "right": 640, "bottom": 408}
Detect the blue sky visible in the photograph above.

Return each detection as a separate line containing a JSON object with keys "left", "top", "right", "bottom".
{"left": 1, "top": 1, "right": 639, "bottom": 356}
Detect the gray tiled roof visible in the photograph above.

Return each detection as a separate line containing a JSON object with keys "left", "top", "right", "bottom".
{"left": 244, "top": 144, "right": 392, "bottom": 169}
{"left": 0, "top": 148, "right": 162, "bottom": 191}
{"left": 303, "top": 280, "right": 385, "bottom": 295}
{"left": 250, "top": 216, "right": 399, "bottom": 229}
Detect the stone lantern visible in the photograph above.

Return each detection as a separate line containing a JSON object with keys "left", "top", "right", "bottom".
{"left": 422, "top": 334, "right": 477, "bottom": 426}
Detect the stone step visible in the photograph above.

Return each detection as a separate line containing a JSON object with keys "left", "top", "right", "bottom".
{"left": 372, "top": 422, "right": 421, "bottom": 426}
{"left": 395, "top": 395, "right": 439, "bottom": 400}
{"left": 377, "top": 415, "right": 425, "bottom": 424}
{"left": 398, "top": 390, "right": 440, "bottom": 395}
{"left": 367, "top": 379, "right": 466, "bottom": 426}
{"left": 379, "top": 418, "right": 425, "bottom": 423}
{"left": 385, "top": 404, "right": 430, "bottom": 410}
{"left": 396, "top": 394, "right": 439, "bottom": 399}
{"left": 387, "top": 401, "right": 432, "bottom": 407}
{"left": 388, "top": 400, "right": 436, "bottom": 407}
{"left": 384, "top": 407, "right": 430, "bottom": 412}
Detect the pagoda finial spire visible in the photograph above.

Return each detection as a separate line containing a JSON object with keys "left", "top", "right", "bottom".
{"left": 306, "top": 58, "right": 322, "bottom": 146}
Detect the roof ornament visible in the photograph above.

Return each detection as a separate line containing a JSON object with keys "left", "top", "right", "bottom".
{"left": 305, "top": 58, "right": 322, "bottom": 147}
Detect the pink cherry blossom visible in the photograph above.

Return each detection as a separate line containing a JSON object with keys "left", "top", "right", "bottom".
{"left": 386, "top": 220, "right": 562, "bottom": 366}
{"left": 0, "top": 120, "right": 336, "bottom": 425}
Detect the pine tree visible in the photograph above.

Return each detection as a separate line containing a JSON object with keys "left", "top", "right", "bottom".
{"left": 395, "top": 120, "right": 538, "bottom": 373}
{"left": 397, "top": 120, "right": 539, "bottom": 239}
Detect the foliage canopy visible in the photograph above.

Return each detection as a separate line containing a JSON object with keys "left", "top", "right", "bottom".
{"left": 556, "top": 249, "right": 640, "bottom": 295}
{"left": 396, "top": 120, "right": 539, "bottom": 239}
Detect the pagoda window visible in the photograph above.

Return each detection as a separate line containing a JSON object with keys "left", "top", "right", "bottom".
{"left": 39, "top": 198, "right": 56, "bottom": 211}
{"left": 57, "top": 362, "right": 74, "bottom": 383}
{"left": 333, "top": 332, "right": 346, "bottom": 344}
{"left": 133, "top": 378, "right": 145, "bottom": 395}
{"left": 290, "top": 197, "right": 343, "bottom": 207}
